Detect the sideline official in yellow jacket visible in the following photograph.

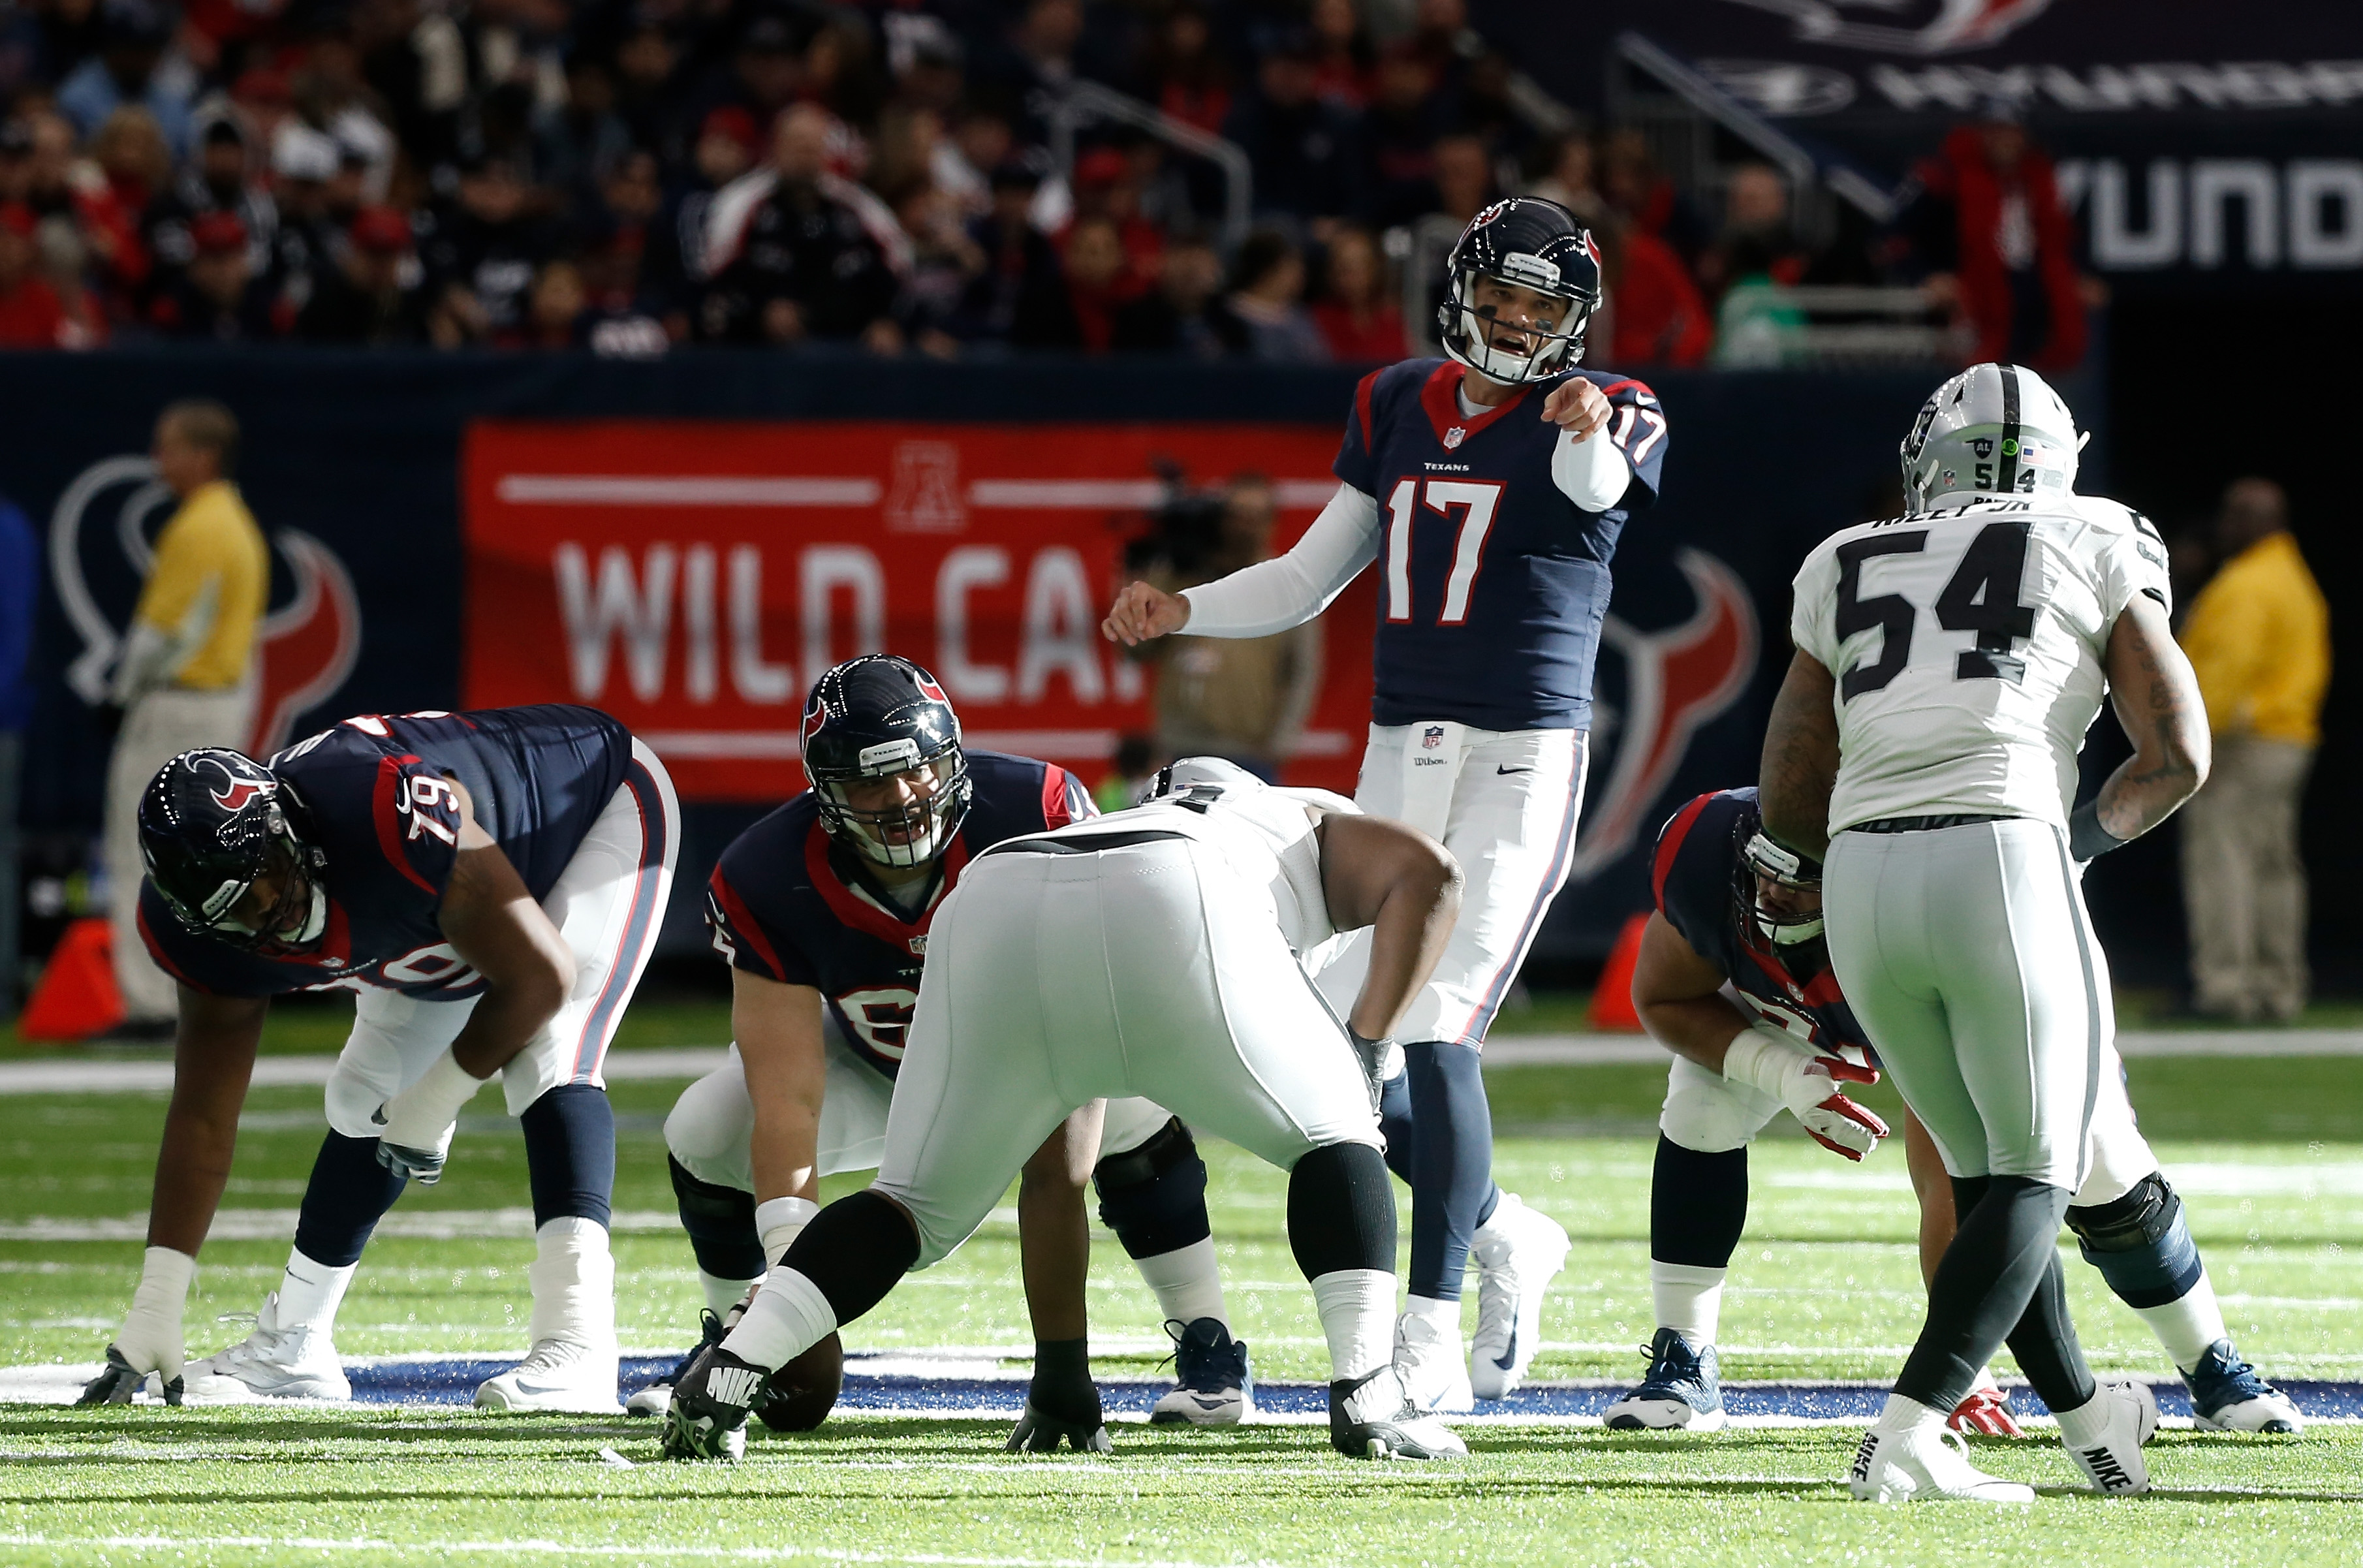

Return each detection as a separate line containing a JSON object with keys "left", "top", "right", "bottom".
{"left": 102, "top": 401, "right": 270, "bottom": 1035}
{"left": 2178, "top": 477, "right": 2330, "bottom": 1022}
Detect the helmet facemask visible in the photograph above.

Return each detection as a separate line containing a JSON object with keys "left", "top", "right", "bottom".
{"left": 811, "top": 743, "right": 974, "bottom": 870}
{"left": 1735, "top": 826, "right": 1824, "bottom": 952}
{"left": 155, "top": 805, "right": 329, "bottom": 953}
{"left": 1439, "top": 262, "right": 1595, "bottom": 386}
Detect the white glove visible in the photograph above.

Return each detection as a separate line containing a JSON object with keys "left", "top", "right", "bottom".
{"left": 1722, "top": 1026, "right": 1890, "bottom": 1161}
{"left": 373, "top": 1050, "right": 487, "bottom": 1184}
{"left": 757, "top": 1196, "right": 819, "bottom": 1267}
{"left": 78, "top": 1246, "right": 195, "bottom": 1405}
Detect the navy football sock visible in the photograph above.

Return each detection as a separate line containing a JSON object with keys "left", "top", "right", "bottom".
{"left": 668, "top": 1155, "right": 766, "bottom": 1283}
{"left": 1091, "top": 1118, "right": 1213, "bottom": 1259}
{"left": 1403, "top": 1039, "right": 1497, "bottom": 1302}
{"left": 520, "top": 1084, "right": 616, "bottom": 1230}
{"left": 1377, "top": 1069, "right": 1415, "bottom": 1185}
{"left": 292, "top": 1131, "right": 409, "bottom": 1269}
{"left": 1649, "top": 1135, "right": 1750, "bottom": 1270}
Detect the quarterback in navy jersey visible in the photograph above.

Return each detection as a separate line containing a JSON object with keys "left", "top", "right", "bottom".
{"left": 1105, "top": 196, "right": 1663, "bottom": 1409}
{"left": 645, "top": 656, "right": 1247, "bottom": 1445}
{"left": 83, "top": 706, "right": 679, "bottom": 1416}
{"left": 1604, "top": 787, "right": 2299, "bottom": 1437}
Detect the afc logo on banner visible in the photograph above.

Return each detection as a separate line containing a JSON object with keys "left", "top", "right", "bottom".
{"left": 50, "top": 454, "right": 362, "bottom": 755}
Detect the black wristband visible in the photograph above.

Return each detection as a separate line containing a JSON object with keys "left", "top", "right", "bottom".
{"left": 2068, "top": 798, "right": 2128, "bottom": 862}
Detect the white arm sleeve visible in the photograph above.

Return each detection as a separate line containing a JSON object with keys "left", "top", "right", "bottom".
{"left": 1178, "top": 483, "right": 1380, "bottom": 638}
{"left": 1552, "top": 429, "right": 1631, "bottom": 513}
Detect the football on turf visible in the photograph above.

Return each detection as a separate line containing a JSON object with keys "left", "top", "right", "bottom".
{"left": 757, "top": 1332, "right": 843, "bottom": 1431}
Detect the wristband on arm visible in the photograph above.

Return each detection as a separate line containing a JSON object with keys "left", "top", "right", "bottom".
{"left": 2068, "top": 798, "right": 2129, "bottom": 862}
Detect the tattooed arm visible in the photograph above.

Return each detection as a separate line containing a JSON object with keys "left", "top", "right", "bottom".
{"left": 1758, "top": 649, "right": 1842, "bottom": 860}
{"left": 2085, "top": 593, "right": 2212, "bottom": 850}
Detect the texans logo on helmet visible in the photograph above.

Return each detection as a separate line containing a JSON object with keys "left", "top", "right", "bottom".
{"left": 802, "top": 698, "right": 828, "bottom": 741}
{"left": 210, "top": 776, "right": 270, "bottom": 811}
{"left": 915, "top": 672, "right": 950, "bottom": 704}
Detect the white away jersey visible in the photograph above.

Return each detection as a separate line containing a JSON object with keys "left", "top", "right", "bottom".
{"left": 1014, "top": 771, "right": 1358, "bottom": 956}
{"left": 1790, "top": 495, "right": 2170, "bottom": 832}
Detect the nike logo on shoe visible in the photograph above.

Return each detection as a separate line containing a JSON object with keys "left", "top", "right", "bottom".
{"left": 1496, "top": 766, "right": 1533, "bottom": 775}
{"left": 2080, "top": 1446, "right": 2135, "bottom": 1490}
{"left": 707, "top": 1367, "right": 764, "bottom": 1408}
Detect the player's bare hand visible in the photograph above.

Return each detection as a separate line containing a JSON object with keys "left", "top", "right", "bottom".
{"left": 1101, "top": 580, "right": 1191, "bottom": 647}
{"left": 1541, "top": 378, "right": 1611, "bottom": 441}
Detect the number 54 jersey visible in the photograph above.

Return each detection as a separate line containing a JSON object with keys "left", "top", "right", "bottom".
{"left": 1790, "top": 495, "right": 2171, "bottom": 834}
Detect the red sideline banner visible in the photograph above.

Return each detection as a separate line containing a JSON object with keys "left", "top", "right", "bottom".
{"left": 462, "top": 420, "right": 1373, "bottom": 802}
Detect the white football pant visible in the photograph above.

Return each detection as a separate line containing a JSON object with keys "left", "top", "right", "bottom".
{"left": 1312, "top": 722, "right": 1586, "bottom": 1048}
{"left": 879, "top": 834, "right": 1382, "bottom": 1268}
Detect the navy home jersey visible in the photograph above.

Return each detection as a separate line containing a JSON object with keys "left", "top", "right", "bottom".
{"left": 140, "top": 706, "right": 633, "bottom": 999}
{"left": 704, "top": 751, "right": 1095, "bottom": 1078}
{"left": 1333, "top": 358, "right": 1668, "bottom": 730}
{"left": 1650, "top": 787, "right": 1870, "bottom": 1058}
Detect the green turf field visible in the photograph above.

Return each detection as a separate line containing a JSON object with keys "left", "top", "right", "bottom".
{"left": 3, "top": 1000, "right": 2360, "bottom": 1565}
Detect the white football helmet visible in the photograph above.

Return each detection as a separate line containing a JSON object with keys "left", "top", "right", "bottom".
{"left": 1899, "top": 362, "right": 2082, "bottom": 511}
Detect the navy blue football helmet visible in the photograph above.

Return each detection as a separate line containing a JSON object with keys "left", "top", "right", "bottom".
{"left": 138, "top": 749, "right": 329, "bottom": 950}
{"left": 801, "top": 654, "right": 972, "bottom": 868}
{"left": 1437, "top": 196, "right": 1601, "bottom": 385}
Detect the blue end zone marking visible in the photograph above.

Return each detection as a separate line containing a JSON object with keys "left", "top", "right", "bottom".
{"left": 329, "top": 1359, "right": 2363, "bottom": 1422}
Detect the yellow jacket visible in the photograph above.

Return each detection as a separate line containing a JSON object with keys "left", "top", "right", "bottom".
{"left": 2180, "top": 531, "right": 2330, "bottom": 746}
{"left": 129, "top": 479, "right": 268, "bottom": 692}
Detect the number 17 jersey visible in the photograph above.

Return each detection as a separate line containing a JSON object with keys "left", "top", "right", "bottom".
{"left": 1790, "top": 495, "right": 2170, "bottom": 833}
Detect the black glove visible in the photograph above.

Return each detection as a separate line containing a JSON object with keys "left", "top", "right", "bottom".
{"left": 1347, "top": 1028, "right": 1391, "bottom": 1116}
{"left": 76, "top": 1345, "right": 183, "bottom": 1407}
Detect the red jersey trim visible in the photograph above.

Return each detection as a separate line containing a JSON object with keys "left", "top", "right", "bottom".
{"left": 1595, "top": 377, "right": 1659, "bottom": 403}
{"left": 373, "top": 755, "right": 438, "bottom": 894}
{"left": 1354, "top": 369, "right": 1382, "bottom": 452}
{"left": 136, "top": 902, "right": 203, "bottom": 990}
{"left": 1651, "top": 791, "right": 1717, "bottom": 912}
{"left": 802, "top": 821, "right": 975, "bottom": 949}
{"left": 1418, "top": 360, "right": 1529, "bottom": 446}
{"left": 1041, "top": 765, "right": 1080, "bottom": 830}
{"left": 710, "top": 866, "right": 787, "bottom": 982}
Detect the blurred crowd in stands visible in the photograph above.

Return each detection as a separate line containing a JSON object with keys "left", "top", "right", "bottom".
{"left": 0, "top": 0, "right": 2097, "bottom": 364}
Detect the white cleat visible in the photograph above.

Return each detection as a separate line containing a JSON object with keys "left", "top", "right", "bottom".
{"left": 2062, "top": 1380, "right": 2157, "bottom": 1496}
{"left": 1849, "top": 1424, "right": 2035, "bottom": 1503}
{"left": 183, "top": 1292, "right": 352, "bottom": 1403}
{"left": 1329, "top": 1366, "right": 1467, "bottom": 1460}
{"left": 475, "top": 1338, "right": 622, "bottom": 1413}
{"left": 1467, "top": 1192, "right": 1569, "bottom": 1400}
{"left": 1393, "top": 1309, "right": 1475, "bottom": 1414}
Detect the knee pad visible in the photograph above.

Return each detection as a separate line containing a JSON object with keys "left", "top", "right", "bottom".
{"left": 2065, "top": 1172, "right": 2202, "bottom": 1308}
{"left": 1091, "top": 1118, "right": 1212, "bottom": 1260}
{"left": 668, "top": 1154, "right": 766, "bottom": 1284}
{"left": 663, "top": 1065, "right": 757, "bottom": 1174}
{"left": 323, "top": 1057, "right": 394, "bottom": 1141}
{"left": 1658, "top": 1059, "right": 1776, "bottom": 1155}
{"left": 520, "top": 1084, "right": 616, "bottom": 1230}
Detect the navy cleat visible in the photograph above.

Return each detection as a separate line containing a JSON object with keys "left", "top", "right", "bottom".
{"left": 625, "top": 1308, "right": 728, "bottom": 1419}
{"left": 1601, "top": 1328, "right": 1726, "bottom": 1432}
{"left": 659, "top": 1345, "right": 763, "bottom": 1462}
{"left": 2187, "top": 1340, "right": 2302, "bottom": 1434}
{"left": 1149, "top": 1317, "right": 1254, "bottom": 1426}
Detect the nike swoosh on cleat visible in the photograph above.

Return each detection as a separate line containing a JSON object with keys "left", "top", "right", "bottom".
{"left": 1490, "top": 1326, "right": 1519, "bottom": 1372}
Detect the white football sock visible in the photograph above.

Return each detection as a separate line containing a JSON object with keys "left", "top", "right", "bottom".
{"left": 1403, "top": 1292, "right": 1460, "bottom": 1332}
{"left": 1874, "top": 1392, "right": 1945, "bottom": 1435}
{"left": 1134, "top": 1237, "right": 1228, "bottom": 1332}
{"left": 698, "top": 1269, "right": 762, "bottom": 1320}
{"left": 1311, "top": 1268, "right": 1396, "bottom": 1381}
{"left": 527, "top": 1217, "right": 615, "bottom": 1349}
{"left": 274, "top": 1247, "right": 357, "bottom": 1336}
{"left": 724, "top": 1268, "right": 837, "bottom": 1372}
{"left": 1650, "top": 1261, "right": 1727, "bottom": 1345}
{"left": 2132, "top": 1270, "right": 2229, "bottom": 1373}
{"left": 2052, "top": 1386, "right": 2110, "bottom": 1448}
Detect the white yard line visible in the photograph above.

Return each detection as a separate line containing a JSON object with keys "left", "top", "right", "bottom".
{"left": 0, "top": 1536, "right": 1257, "bottom": 1568}
{"left": 8, "top": 1029, "right": 2363, "bottom": 1096}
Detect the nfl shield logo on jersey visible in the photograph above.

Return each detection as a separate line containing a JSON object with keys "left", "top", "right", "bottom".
{"left": 1443, "top": 426, "right": 1467, "bottom": 450}
{"left": 1422, "top": 726, "right": 1445, "bottom": 749}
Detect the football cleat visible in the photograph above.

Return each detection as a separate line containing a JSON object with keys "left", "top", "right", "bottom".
{"left": 2062, "top": 1380, "right": 2156, "bottom": 1496}
{"left": 660, "top": 1345, "right": 764, "bottom": 1462}
{"left": 625, "top": 1308, "right": 729, "bottom": 1419}
{"left": 1392, "top": 1308, "right": 1475, "bottom": 1413}
{"left": 1467, "top": 1192, "right": 1569, "bottom": 1400}
{"left": 183, "top": 1293, "right": 352, "bottom": 1403}
{"left": 1849, "top": 1423, "right": 2035, "bottom": 1503}
{"left": 1328, "top": 1366, "right": 1467, "bottom": 1460}
{"left": 1601, "top": 1328, "right": 1725, "bottom": 1432}
{"left": 2186, "top": 1340, "right": 2302, "bottom": 1434}
{"left": 1148, "top": 1317, "right": 1254, "bottom": 1426}
{"left": 1947, "top": 1370, "right": 2022, "bottom": 1437}
{"left": 475, "top": 1335, "right": 621, "bottom": 1413}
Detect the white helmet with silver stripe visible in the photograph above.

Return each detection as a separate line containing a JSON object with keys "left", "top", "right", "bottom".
{"left": 1900, "top": 362, "right": 2083, "bottom": 511}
